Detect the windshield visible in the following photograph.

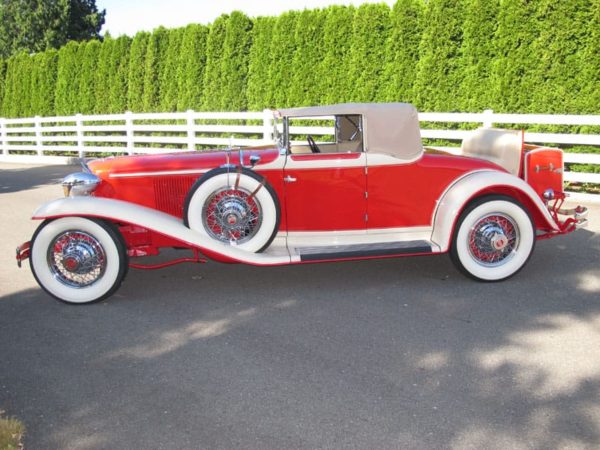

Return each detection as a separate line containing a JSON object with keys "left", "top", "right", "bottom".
{"left": 273, "top": 116, "right": 286, "bottom": 150}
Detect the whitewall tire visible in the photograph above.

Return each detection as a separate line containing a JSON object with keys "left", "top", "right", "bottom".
{"left": 184, "top": 167, "right": 280, "bottom": 253}
{"left": 450, "top": 195, "right": 535, "bottom": 281}
{"left": 30, "top": 217, "right": 128, "bottom": 304}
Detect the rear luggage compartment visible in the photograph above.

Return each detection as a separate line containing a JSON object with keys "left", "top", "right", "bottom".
{"left": 523, "top": 145, "right": 564, "bottom": 198}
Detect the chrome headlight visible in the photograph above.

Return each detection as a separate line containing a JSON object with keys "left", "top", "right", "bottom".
{"left": 62, "top": 172, "right": 100, "bottom": 197}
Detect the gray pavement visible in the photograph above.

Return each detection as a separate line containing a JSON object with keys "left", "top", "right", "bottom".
{"left": 1, "top": 163, "right": 599, "bottom": 450}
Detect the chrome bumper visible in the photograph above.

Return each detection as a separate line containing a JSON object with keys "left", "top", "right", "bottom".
{"left": 16, "top": 241, "right": 31, "bottom": 268}
{"left": 557, "top": 205, "right": 588, "bottom": 229}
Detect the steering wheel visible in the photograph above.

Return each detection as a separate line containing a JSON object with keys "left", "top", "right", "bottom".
{"left": 307, "top": 135, "right": 321, "bottom": 153}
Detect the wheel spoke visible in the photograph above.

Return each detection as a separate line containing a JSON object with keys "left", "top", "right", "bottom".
{"left": 47, "top": 231, "right": 106, "bottom": 288}
{"left": 468, "top": 214, "right": 519, "bottom": 267}
{"left": 201, "top": 187, "right": 263, "bottom": 245}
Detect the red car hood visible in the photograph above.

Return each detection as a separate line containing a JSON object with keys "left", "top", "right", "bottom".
{"left": 88, "top": 145, "right": 280, "bottom": 177}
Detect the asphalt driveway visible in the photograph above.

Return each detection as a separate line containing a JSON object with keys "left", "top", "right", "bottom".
{"left": 1, "top": 163, "right": 599, "bottom": 450}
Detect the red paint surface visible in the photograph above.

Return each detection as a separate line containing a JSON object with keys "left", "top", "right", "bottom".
{"left": 88, "top": 146, "right": 507, "bottom": 235}
{"left": 525, "top": 149, "right": 563, "bottom": 199}
{"left": 283, "top": 165, "right": 367, "bottom": 231}
{"left": 367, "top": 154, "right": 505, "bottom": 228}
{"left": 283, "top": 152, "right": 369, "bottom": 231}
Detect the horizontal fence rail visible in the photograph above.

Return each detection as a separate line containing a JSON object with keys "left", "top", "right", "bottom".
{"left": 0, "top": 109, "right": 599, "bottom": 187}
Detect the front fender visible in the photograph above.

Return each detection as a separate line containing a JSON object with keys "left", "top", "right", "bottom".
{"left": 431, "top": 170, "right": 559, "bottom": 252}
{"left": 33, "top": 197, "right": 292, "bottom": 266}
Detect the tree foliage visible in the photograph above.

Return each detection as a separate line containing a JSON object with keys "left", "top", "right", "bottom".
{"left": 127, "top": 32, "right": 150, "bottom": 112}
{"left": 219, "top": 11, "right": 253, "bottom": 111}
{"left": 108, "top": 36, "right": 131, "bottom": 114}
{"left": 94, "top": 36, "right": 114, "bottom": 114}
{"left": 348, "top": 3, "right": 391, "bottom": 103}
{"left": 247, "top": 17, "right": 276, "bottom": 110}
{"left": 0, "top": 0, "right": 105, "bottom": 58}
{"left": 529, "top": 0, "right": 592, "bottom": 113}
{"left": 491, "top": 0, "right": 539, "bottom": 113}
{"left": 288, "top": 9, "right": 327, "bottom": 107}
{"left": 143, "top": 27, "right": 169, "bottom": 112}
{"left": 202, "top": 15, "right": 229, "bottom": 111}
{"left": 31, "top": 49, "right": 59, "bottom": 116}
{"left": 77, "top": 40, "right": 100, "bottom": 114}
{"left": 320, "top": 5, "right": 355, "bottom": 104}
{"left": 160, "top": 28, "right": 183, "bottom": 112}
{"left": 459, "top": 0, "right": 498, "bottom": 111}
{"left": 382, "top": 0, "right": 423, "bottom": 103}
{"left": 414, "top": 0, "right": 465, "bottom": 111}
{"left": 578, "top": 0, "right": 600, "bottom": 114}
{"left": 269, "top": 11, "right": 300, "bottom": 108}
{"left": 0, "top": 58, "right": 5, "bottom": 113}
{"left": 55, "top": 41, "right": 81, "bottom": 115}
{"left": 177, "top": 24, "right": 209, "bottom": 111}
{"left": 3, "top": 52, "right": 33, "bottom": 117}
{"left": 0, "top": 0, "right": 597, "bottom": 118}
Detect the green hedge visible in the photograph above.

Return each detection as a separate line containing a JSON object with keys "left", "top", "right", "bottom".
{"left": 0, "top": 0, "right": 597, "bottom": 118}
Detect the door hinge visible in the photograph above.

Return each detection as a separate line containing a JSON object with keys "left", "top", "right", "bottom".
{"left": 364, "top": 213, "right": 368, "bottom": 222}
{"left": 364, "top": 191, "right": 368, "bottom": 199}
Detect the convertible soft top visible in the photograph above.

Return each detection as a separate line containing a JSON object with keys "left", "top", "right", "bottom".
{"left": 276, "top": 103, "right": 423, "bottom": 161}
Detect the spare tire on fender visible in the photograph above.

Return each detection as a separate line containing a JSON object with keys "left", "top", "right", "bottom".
{"left": 184, "top": 167, "right": 280, "bottom": 253}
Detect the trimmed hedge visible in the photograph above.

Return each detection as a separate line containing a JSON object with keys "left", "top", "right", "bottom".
{"left": 0, "top": 0, "right": 597, "bottom": 118}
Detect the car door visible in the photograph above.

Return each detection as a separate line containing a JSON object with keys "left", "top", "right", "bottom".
{"left": 283, "top": 152, "right": 367, "bottom": 232}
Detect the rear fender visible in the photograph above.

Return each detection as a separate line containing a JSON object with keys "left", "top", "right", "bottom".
{"left": 431, "top": 170, "right": 559, "bottom": 252}
{"left": 32, "top": 197, "right": 292, "bottom": 266}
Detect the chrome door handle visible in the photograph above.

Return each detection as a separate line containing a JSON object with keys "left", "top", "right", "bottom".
{"left": 284, "top": 175, "right": 297, "bottom": 183}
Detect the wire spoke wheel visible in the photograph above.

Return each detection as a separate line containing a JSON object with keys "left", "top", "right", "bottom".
{"left": 48, "top": 231, "right": 107, "bottom": 288}
{"left": 185, "top": 167, "right": 280, "bottom": 253}
{"left": 450, "top": 196, "right": 535, "bottom": 281}
{"left": 31, "top": 217, "right": 128, "bottom": 304}
{"left": 468, "top": 214, "right": 519, "bottom": 267}
{"left": 202, "top": 188, "right": 262, "bottom": 245}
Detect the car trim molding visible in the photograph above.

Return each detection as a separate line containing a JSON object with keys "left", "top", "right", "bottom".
{"left": 109, "top": 169, "right": 211, "bottom": 178}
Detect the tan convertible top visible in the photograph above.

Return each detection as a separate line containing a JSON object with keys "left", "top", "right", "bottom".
{"left": 276, "top": 103, "right": 423, "bottom": 161}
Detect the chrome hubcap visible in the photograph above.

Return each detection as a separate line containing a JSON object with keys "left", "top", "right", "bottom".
{"left": 468, "top": 214, "right": 519, "bottom": 267}
{"left": 202, "top": 188, "right": 262, "bottom": 244}
{"left": 48, "top": 231, "right": 106, "bottom": 288}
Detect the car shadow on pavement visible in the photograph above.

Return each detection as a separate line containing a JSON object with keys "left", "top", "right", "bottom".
{"left": 1, "top": 228, "right": 599, "bottom": 449}
{"left": 0, "top": 165, "right": 77, "bottom": 194}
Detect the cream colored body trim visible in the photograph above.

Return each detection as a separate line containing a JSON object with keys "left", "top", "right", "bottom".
{"left": 32, "top": 197, "right": 442, "bottom": 264}
{"left": 106, "top": 149, "right": 422, "bottom": 179}
{"left": 283, "top": 151, "right": 421, "bottom": 170}
{"left": 33, "top": 197, "right": 295, "bottom": 265}
{"left": 285, "top": 152, "right": 366, "bottom": 169}
{"left": 430, "top": 170, "right": 559, "bottom": 252}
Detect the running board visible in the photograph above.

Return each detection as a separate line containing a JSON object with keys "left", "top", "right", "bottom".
{"left": 296, "top": 240, "right": 433, "bottom": 262}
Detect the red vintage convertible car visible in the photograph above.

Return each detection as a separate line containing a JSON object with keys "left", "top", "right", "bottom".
{"left": 16, "top": 103, "right": 588, "bottom": 304}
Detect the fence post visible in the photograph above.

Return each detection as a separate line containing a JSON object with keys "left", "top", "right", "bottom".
{"left": 262, "top": 109, "right": 272, "bottom": 144}
{"left": 75, "top": 113, "right": 85, "bottom": 158}
{"left": 187, "top": 109, "right": 195, "bottom": 151}
{"left": 0, "top": 118, "right": 7, "bottom": 156}
{"left": 34, "top": 116, "right": 44, "bottom": 157}
{"left": 482, "top": 109, "right": 494, "bottom": 128}
{"left": 125, "top": 111, "right": 134, "bottom": 155}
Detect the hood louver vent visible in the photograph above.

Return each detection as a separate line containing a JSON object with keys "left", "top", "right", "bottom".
{"left": 154, "top": 176, "right": 198, "bottom": 217}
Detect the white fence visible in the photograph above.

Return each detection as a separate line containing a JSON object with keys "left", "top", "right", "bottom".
{"left": 0, "top": 109, "right": 599, "bottom": 186}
